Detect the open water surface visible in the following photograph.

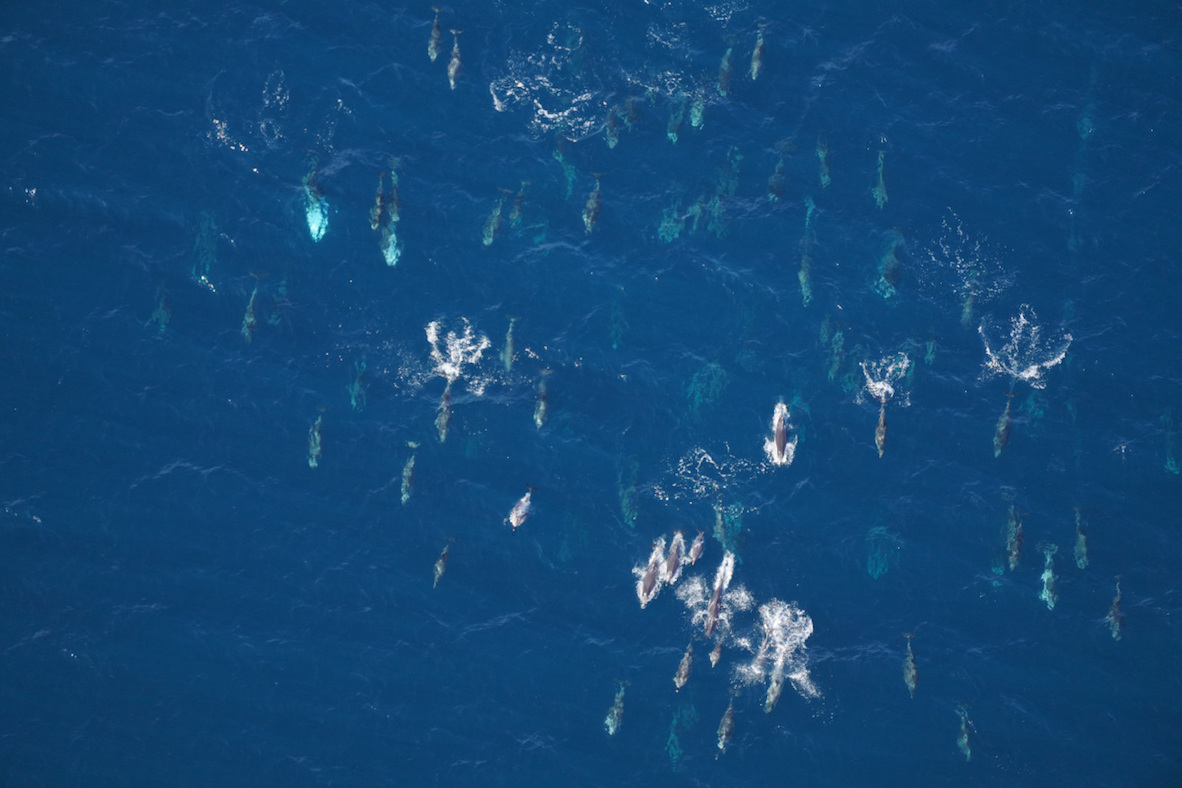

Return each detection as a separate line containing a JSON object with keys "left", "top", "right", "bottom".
{"left": 2, "top": 1, "right": 1181, "bottom": 785}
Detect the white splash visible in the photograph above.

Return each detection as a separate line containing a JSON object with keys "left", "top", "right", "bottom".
{"left": 979, "top": 305, "right": 1072, "bottom": 389}
{"left": 675, "top": 553, "right": 752, "bottom": 640}
{"left": 859, "top": 352, "right": 911, "bottom": 405}
{"left": 426, "top": 318, "right": 492, "bottom": 385}
{"left": 922, "top": 210, "right": 1011, "bottom": 324}
{"left": 660, "top": 445, "right": 766, "bottom": 501}
{"left": 487, "top": 22, "right": 720, "bottom": 144}
{"left": 486, "top": 23, "right": 600, "bottom": 141}
{"left": 732, "top": 599, "right": 819, "bottom": 709}
{"left": 675, "top": 574, "right": 709, "bottom": 612}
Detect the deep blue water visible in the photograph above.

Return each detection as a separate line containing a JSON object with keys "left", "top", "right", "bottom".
{"left": 3, "top": 1, "right": 1182, "bottom": 785}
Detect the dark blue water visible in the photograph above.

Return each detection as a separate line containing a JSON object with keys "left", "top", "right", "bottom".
{"left": 3, "top": 1, "right": 1181, "bottom": 785}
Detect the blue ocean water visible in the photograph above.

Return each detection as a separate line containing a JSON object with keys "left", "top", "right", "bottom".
{"left": 2, "top": 0, "right": 1181, "bottom": 784}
